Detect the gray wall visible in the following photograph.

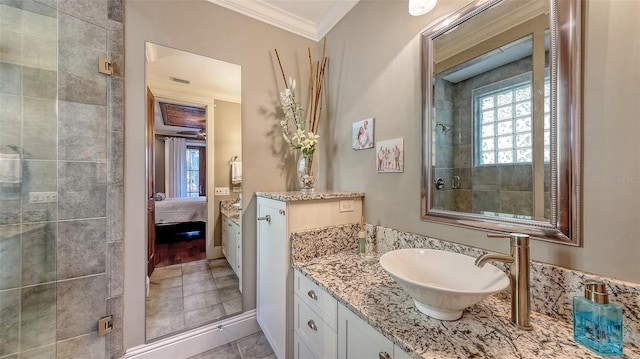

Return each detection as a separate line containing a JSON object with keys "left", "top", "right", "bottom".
{"left": 124, "top": 0, "right": 316, "bottom": 349}
{"left": 213, "top": 100, "right": 242, "bottom": 247}
{"left": 321, "top": 0, "right": 640, "bottom": 283}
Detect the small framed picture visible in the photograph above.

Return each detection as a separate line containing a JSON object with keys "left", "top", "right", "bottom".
{"left": 376, "top": 138, "right": 404, "bottom": 173}
{"left": 352, "top": 118, "right": 374, "bottom": 150}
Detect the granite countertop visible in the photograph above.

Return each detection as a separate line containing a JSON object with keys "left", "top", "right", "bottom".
{"left": 255, "top": 191, "right": 364, "bottom": 202}
{"left": 220, "top": 208, "right": 239, "bottom": 225}
{"left": 294, "top": 252, "right": 640, "bottom": 359}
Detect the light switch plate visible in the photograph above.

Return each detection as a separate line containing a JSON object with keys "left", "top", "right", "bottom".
{"left": 214, "top": 187, "right": 230, "bottom": 196}
{"left": 339, "top": 199, "right": 355, "bottom": 212}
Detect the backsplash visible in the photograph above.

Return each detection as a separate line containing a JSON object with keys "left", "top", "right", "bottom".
{"left": 219, "top": 198, "right": 240, "bottom": 212}
{"left": 291, "top": 223, "right": 640, "bottom": 348}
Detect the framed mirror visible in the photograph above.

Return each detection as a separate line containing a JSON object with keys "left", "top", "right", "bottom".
{"left": 145, "top": 42, "right": 243, "bottom": 340}
{"left": 420, "top": 0, "right": 582, "bottom": 245}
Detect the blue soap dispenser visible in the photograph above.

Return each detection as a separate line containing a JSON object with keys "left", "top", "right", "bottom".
{"left": 573, "top": 280, "right": 623, "bottom": 356}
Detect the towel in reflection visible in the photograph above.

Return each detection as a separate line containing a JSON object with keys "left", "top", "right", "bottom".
{"left": 0, "top": 153, "right": 21, "bottom": 185}
{"left": 232, "top": 161, "right": 242, "bottom": 184}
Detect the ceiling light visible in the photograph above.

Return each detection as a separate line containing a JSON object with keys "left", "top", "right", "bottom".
{"left": 409, "top": 0, "right": 437, "bottom": 16}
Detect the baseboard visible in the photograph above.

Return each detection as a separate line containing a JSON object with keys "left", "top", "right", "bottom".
{"left": 208, "top": 246, "right": 224, "bottom": 259}
{"left": 124, "top": 310, "right": 259, "bottom": 359}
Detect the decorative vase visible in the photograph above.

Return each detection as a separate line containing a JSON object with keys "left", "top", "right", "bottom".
{"left": 297, "top": 153, "right": 316, "bottom": 194}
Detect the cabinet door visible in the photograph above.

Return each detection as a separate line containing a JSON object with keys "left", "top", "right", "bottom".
{"left": 235, "top": 221, "right": 242, "bottom": 291}
{"left": 227, "top": 219, "right": 236, "bottom": 273}
{"left": 221, "top": 217, "right": 228, "bottom": 257}
{"left": 257, "top": 198, "right": 287, "bottom": 359}
{"left": 294, "top": 331, "right": 318, "bottom": 359}
{"left": 338, "top": 303, "right": 394, "bottom": 359}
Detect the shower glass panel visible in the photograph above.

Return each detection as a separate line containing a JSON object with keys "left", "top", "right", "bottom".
{"left": 1, "top": 1, "right": 58, "bottom": 357}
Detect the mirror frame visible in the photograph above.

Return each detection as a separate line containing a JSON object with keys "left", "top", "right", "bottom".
{"left": 420, "top": 0, "right": 582, "bottom": 245}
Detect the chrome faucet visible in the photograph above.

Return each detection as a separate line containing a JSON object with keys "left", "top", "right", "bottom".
{"left": 475, "top": 233, "right": 532, "bottom": 330}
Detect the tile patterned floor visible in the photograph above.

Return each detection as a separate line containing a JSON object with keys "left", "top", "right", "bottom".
{"left": 188, "top": 331, "right": 276, "bottom": 359}
{"left": 146, "top": 258, "right": 243, "bottom": 340}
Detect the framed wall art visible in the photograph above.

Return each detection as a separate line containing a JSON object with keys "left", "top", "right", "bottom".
{"left": 376, "top": 138, "right": 404, "bottom": 173}
{"left": 352, "top": 118, "right": 374, "bottom": 150}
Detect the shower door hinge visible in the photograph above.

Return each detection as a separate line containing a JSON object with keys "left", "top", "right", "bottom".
{"left": 99, "top": 57, "right": 113, "bottom": 76}
{"left": 98, "top": 315, "right": 113, "bottom": 336}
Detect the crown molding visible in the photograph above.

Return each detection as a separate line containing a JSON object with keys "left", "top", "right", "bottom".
{"left": 205, "top": 0, "right": 358, "bottom": 41}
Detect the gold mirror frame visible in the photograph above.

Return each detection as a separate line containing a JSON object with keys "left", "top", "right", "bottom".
{"left": 420, "top": 0, "right": 582, "bottom": 245}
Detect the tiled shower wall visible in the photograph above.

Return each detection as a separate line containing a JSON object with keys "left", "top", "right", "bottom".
{"left": 0, "top": 0, "right": 124, "bottom": 357}
{"left": 432, "top": 55, "right": 550, "bottom": 218}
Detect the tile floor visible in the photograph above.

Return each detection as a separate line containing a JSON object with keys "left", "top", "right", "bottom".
{"left": 146, "top": 258, "right": 243, "bottom": 340}
{"left": 188, "top": 331, "right": 276, "bottom": 359}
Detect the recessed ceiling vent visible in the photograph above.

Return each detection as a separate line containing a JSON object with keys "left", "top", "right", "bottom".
{"left": 170, "top": 76, "right": 190, "bottom": 85}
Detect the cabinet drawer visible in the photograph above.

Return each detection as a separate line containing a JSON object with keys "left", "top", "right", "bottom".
{"left": 294, "top": 294, "right": 337, "bottom": 358}
{"left": 294, "top": 270, "right": 337, "bottom": 330}
{"left": 294, "top": 331, "right": 318, "bottom": 359}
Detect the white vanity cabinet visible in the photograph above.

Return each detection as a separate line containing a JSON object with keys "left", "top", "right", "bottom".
{"left": 221, "top": 214, "right": 242, "bottom": 291}
{"left": 290, "top": 269, "right": 412, "bottom": 359}
{"left": 337, "top": 303, "right": 413, "bottom": 359}
{"left": 293, "top": 270, "right": 337, "bottom": 359}
{"left": 256, "top": 194, "right": 363, "bottom": 359}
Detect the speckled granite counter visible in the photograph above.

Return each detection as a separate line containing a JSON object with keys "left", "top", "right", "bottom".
{"left": 292, "top": 225, "right": 640, "bottom": 358}
{"left": 220, "top": 199, "right": 240, "bottom": 224}
{"left": 255, "top": 191, "right": 364, "bottom": 202}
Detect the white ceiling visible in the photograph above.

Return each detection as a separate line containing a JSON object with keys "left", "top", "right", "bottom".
{"left": 205, "top": 0, "right": 360, "bottom": 41}
{"left": 146, "top": 42, "right": 242, "bottom": 137}
{"left": 146, "top": 42, "right": 241, "bottom": 103}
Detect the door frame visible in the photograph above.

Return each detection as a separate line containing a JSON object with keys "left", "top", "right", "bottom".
{"left": 146, "top": 85, "right": 216, "bottom": 259}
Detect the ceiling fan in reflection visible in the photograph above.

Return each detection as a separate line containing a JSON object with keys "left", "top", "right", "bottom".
{"left": 177, "top": 129, "right": 206, "bottom": 140}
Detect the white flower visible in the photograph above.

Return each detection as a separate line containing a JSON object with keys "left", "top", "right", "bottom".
{"left": 278, "top": 77, "right": 318, "bottom": 157}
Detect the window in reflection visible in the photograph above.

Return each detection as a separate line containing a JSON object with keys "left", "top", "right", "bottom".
{"left": 473, "top": 76, "right": 550, "bottom": 165}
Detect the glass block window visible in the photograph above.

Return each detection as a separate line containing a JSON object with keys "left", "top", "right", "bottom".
{"left": 475, "top": 78, "right": 550, "bottom": 165}
{"left": 186, "top": 147, "right": 201, "bottom": 197}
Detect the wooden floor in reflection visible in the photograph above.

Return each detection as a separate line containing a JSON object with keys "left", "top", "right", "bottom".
{"left": 155, "top": 222, "right": 207, "bottom": 267}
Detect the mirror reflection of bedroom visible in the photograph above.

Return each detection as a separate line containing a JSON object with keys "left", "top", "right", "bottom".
{"left": 145, "top": 42, "right": 243, "bottom": 340}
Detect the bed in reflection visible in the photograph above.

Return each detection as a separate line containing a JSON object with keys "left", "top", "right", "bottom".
{"left": 154, "top": 196, "right": 207, "bottom": 266}
{"left": 155, "top": 196, "right": 207, "bottom": 224}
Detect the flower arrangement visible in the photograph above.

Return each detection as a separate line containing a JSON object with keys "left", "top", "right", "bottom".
{"left": 274, "top": 38, "right": 327, "bottom": 165}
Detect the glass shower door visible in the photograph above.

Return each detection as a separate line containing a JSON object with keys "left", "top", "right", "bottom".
{"left": 0, "top": 1, "right": 58, "bottom": 357}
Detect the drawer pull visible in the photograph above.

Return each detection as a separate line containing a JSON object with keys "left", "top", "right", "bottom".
{"left": 257, "top": 215, "right": 271, "bottom": 223}
{"left": 307, "top": 320, "right": 317, "bottom": 331}
{"left": 307, "top": 290, "right": 318, "bottom": 300}
{"left": 378, "top": 352, "right": 391, "bottom": 359}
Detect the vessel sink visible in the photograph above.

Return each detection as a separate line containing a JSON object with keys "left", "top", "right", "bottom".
{"left": 379, "top": 248, "right": 509, "bottom": 320}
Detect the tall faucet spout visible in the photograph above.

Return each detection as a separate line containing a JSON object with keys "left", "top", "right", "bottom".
{"left": 476, "top": 233, "right": 532, "bottom": 330}
{"left": 474, "top": 253, "right": 513, "bottom": 267}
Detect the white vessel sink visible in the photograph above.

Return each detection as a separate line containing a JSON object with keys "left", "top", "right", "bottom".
{"left": 379, "top": 248, "right": 509, "bottom": 320}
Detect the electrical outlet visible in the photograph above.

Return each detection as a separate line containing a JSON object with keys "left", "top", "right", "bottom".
{"left": 28, "top": 192, "right": 57, "bottom": 203}
{"left": 214, "top": 187, "right": 230, "bottom": 196}
{"left": 339, "top": 199, "right": 355, "bottom": 212}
